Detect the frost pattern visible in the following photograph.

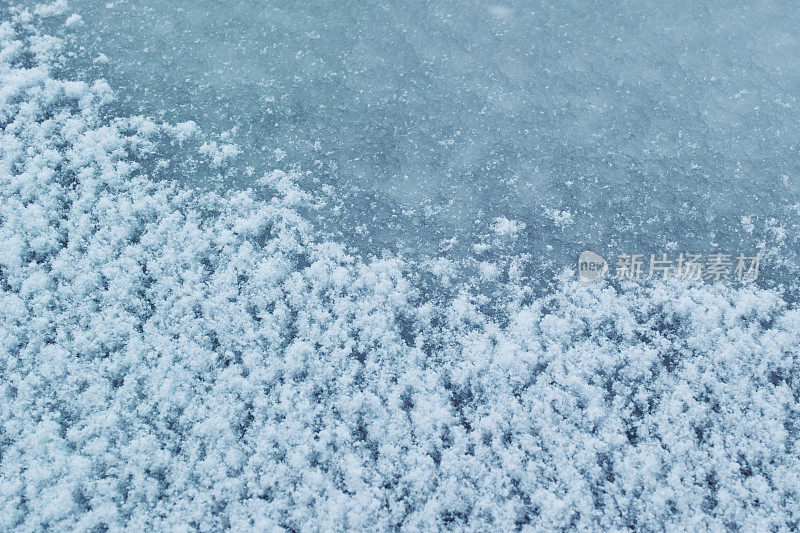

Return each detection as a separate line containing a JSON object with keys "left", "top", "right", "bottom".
{"left": 2, "top": 7, "right": 800, "bottom": 532}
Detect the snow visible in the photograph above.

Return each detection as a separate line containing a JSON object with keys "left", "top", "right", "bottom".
{"left": 63, "top": 13, "right": 81, "bottom": 27}
{"left": 1, "top": 3, "right": 800, "bottom": 531}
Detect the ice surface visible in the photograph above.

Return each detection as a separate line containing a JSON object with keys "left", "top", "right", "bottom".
{"left": 2, "top": 2, "right": 800, "bottom": 530}
{"left": 55, "top": 0, "right": 800, "bottom": 282}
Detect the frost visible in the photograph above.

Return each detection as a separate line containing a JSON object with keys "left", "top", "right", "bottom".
{"left": 1, "top": 5, "right": 800, "bottom": 532}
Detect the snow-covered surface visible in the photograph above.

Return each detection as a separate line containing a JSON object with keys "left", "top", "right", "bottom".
{"left": 2, "top": 3, "right": 800, "bottom": 531}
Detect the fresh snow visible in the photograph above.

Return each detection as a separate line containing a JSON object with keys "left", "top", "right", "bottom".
{"left": 1, "top": 3, "right": 800, "bottom": 531}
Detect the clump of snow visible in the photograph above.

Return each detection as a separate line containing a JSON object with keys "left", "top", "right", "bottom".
{"left": 542, "top": 206, "right": 574, "bottom": 228}
{"left": 256, "top": 169, "right": 314, "bottom": 208}
{"left": 472, "top": 241, "right": 492, "bottom": 255}
{"left": 164, "top": 120, "right": 200, "bottom": 142}
{"left": 742, "top": 215, "right": 755, "bottom": 234}
{"left": 478, "top": 261, "right": 501, "bottom": 281}
{"left": 491, "top": 216, "right": 525, "bottom": 238}
{"left": 64, "top": 13, "right": 83, "bottom": 27}
{"left": 33, "top": 0, "right": 67, "bottom": 17}
{"left": 199, "top": 140, "right": 241, "bottom": 168}
{"left": 1, "top": 6, "right": 800, "bottom": 532}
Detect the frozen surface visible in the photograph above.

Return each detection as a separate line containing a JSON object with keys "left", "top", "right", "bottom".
{"left": 1, "top": 3, "right": 800, "bottom": 531}
{"left": 56, "top": 0, "right": 800, "bottom": 279}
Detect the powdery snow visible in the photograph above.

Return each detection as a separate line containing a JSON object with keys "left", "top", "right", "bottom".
{"left": 1, "top": 5, "right": 799, "bottom": 531}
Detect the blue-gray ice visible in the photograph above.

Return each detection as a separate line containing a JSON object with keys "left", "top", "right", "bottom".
{"left": 59, "top": 0, "right": 800, "bottom": 281}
